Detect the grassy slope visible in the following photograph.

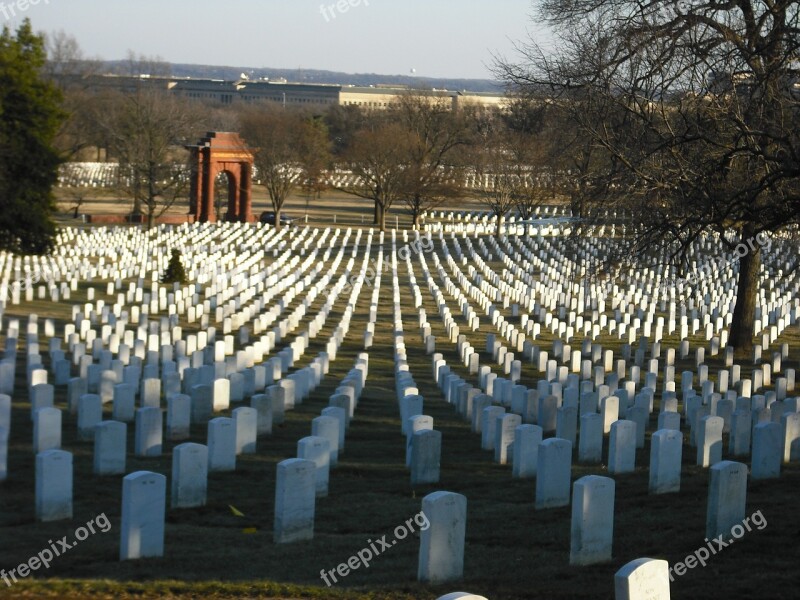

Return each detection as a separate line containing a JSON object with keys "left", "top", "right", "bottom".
{"left": 0, "top": 224, "right": 797, "bottom": 600}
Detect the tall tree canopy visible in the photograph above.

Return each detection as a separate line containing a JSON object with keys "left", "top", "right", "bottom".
{"left": 498, "top": 0, "right": 800, "bottom": 356}
{"left": 0, "top": 20, "right": 65, "bottom": 254}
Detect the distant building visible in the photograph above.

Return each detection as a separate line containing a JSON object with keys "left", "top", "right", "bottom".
{"left": 65, "top": 74, "right": 508, "bottom": 111}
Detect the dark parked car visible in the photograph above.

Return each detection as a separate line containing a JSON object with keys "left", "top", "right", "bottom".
{"left": 259, "top": 211, "right": 295, "bottom": 226}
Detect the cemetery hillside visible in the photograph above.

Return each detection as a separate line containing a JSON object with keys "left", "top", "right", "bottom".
{"left": 0, "top": 3, "right": 799, "bottom": 600}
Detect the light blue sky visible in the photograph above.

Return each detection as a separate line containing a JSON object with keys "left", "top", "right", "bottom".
{"left": 6, "top": 0, "right": 550, "bottom": 80}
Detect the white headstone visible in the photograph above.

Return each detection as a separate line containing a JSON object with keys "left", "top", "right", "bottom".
{"left": 77, "top": 394, "right": 103, "bottom": 441}
{"left": 614, "top": 558, "right": 670, "bottom": 600}
{"left": 322, "top": 406, "right": 346, "bottom": 452}
{"left": 250, "top": 394, "right": 273, "bottom": 436}
{"left": 171, "top": 443, "right": 208, "bottom": 508}
{"left": 706, "top": 460, "right": 747, "bottom": 539}
{"left": 608, "top": 420, "right": 636, "bottom": 474}
{"left": 535, "top": 438, "right": 572, "bottom": 509}
{"left": 134, "top": 407, "right": 162, "bottom": 457}
{"left": 207, "top": 417, "right": 236, "bottom": 472}
{"left": 406, "top": 415, "right": 434, "bottom": 467}
{"left": 570, "top": 475, "right": 615, "bottom": 565}
{"left": 230, "top": 407, "right": 256, "bottom": 455}
{"left": 411, "top": 429, "right": 442, "bottom": 485}
{"left": 93, "top": 420, "right": 126, "bottom": 475}
{"left": 35, "top": 449, "right": 73, "bottom": 521}
{"left": 268, "top": 385, "right": 286, "bottom": 425}
{"left": 579, "top": 413, "right": 603, "bottom": 464}
{"left": 313, "top": 415, "right": 341, "bottom": 466}
{"left": 495, "top": 413, "right": 522, "bottom": 464}
{"left": 782, "top": 412, "right": 800, "bottom": 463}
{"left": 418, "top": 491, "right": 466, "bottom": 584}
{"left": 166, "top": 394, "right": 191, "bottom": 440}
{"left": 297, "top": 435, "right": 331, "bottom": 497}
{"left": 112, "top": 383, "right": 136, "bottom": 422}
{"left": 120, "top": 471, "right": 166, "bottom": 560}
{"left": 751, "top": 422, "right": 782, "bottom": 479}
{"left": 33, "top": 407, "right": 61, "bottom": 454}
{"left": 512, "top": 424, "right": 543, "bottom": 478}
{"left": 274, "top": 458, "right": 316, "bottom": 543}
{"left": 141, "top": 378, "right": 161, "bottom": 409}
{"left": 212, "top": 378, "right": 230, "bottom": 412}
{"left": 649, "top": 429, "right": 682, "bottom": 494}
{"left": 697, "top": 415, "right": 724, "bottom": 467}
{"left": 480, "top": 405, "right": 505, "bottom": 450}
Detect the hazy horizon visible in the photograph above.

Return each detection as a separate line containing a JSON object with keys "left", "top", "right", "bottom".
{"left": 3, "top": 0, "right": 551, "bottom": 80}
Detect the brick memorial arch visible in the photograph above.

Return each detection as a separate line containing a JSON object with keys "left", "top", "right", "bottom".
{"left": 187, "top": 132, "right": 256, "bottom": 223}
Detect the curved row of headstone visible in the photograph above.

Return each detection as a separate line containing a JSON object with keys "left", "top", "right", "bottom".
{"left": 10, "top": 223, "right": 382, "bottom": 490}
{"left": 274, "top": 234, "right": 382, "bottom": 542}
{"left": 274, "top": 351, "right": 368, "bottom": 543}
{"left": 20, "top": 225, "right": 352, "bottom": 397}
{"left": 57, "top": 162, "right": 124, "bottom": 188}
{"left": 424, "top": 213, "right": 798, "bottom": 358}
{"left": 433, "top": 227, "right": 799, "bottom": 451}
{"left": 386, "top": 238, "right": 443, "bottom": 486}
{"left": 26, "top": 228, "right": 390, "bottom": 558}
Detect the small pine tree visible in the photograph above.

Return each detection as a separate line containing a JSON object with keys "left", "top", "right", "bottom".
{"left": 161, "top": 249, "right": 188, "bottom": 285}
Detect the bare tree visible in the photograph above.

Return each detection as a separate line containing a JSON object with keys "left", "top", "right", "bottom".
{"left": 393, "top": 92, "right": 469, "bottom": 229}
{"left": 240, "top": 109, "right": 330, "bottom": 230}
{"left": 45, "top": 32, "right": 104, "bottom": 160}
{"left": 297, "top": 116, "right": 332, "bottom": 201}
{"left": 464, "top": 108, "right": 525, "bottom": 238}
{"left": 498, "top": 0, "right": 800, "bottom": 357}
{"left": 338, "top": 120, "right": 411, "bottom": 231}
{"left": 60, "top": 186, "right": 103, "bottom": 219}
{"left": 97, "top": 88, "right": 201, "bottom": 228}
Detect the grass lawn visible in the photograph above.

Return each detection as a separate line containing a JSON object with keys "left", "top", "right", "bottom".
{"left": 1, "top": 212, "right": 798, "bottom": 599}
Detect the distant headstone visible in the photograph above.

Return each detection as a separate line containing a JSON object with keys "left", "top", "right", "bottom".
{"left": 112, "top": 383, "right": 136, "bottom": 423}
